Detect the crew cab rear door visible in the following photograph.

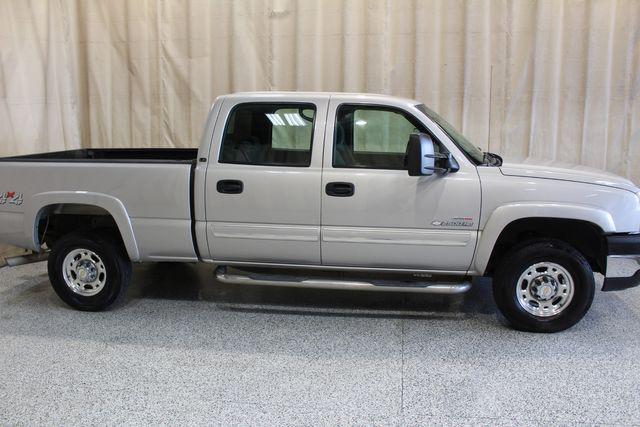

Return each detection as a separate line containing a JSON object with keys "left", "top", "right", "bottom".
{"left": 205, "top": 95, "right": 328, "bottom": 264}
{"left": 320, "top": 97, "right": 481, "bottom": 272}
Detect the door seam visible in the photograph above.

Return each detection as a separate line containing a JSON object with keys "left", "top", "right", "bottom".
{"left": 319, "top": 95, "right": 333, "bottom": 265}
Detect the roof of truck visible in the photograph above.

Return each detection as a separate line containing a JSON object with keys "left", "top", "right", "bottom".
{"left": 224, "top": 91, "right": 422, "bottom": 107}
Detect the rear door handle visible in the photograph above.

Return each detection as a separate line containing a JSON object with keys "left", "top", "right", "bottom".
{"left": 217, "top": 179, "right": 244, "bottom": 194}
{"left": 325, "top": 182, "right": 355, "bottom": 197}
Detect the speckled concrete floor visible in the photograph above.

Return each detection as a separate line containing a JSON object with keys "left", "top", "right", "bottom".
{"left": 0, "top": 261, "right": 639, "bottom": 425}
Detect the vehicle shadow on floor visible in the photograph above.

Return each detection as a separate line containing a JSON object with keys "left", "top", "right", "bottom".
{"left": 0, "top": 262, "right": 629, "bottom": 351}
{"left": 127, "top": 262, "right": 500, "bottom": 319}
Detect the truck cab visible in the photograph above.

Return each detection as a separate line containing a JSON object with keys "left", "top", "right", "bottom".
{"left": 200, "top": 92, "right": 480, "bottom": 273}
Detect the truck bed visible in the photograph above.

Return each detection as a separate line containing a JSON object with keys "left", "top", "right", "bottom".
{"left": 0, "top": 148, "right": 198, "bottom": 163}
{"left": 0, "top": 149, "right": 199, "bottom": 261}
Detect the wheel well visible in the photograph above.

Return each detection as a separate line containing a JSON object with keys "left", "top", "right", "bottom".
{"left": 36, "top": 204, "right": 125, "bottom": 250}
{"left": 485, "top": 218, "right": 607, "bottom": 275}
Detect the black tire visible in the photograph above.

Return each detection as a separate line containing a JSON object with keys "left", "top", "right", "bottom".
{"left": 492, "top": 239, "right": 595, "bottom": 333}
{"left": 47, "top": 231, "right": 132, "bottom": 311}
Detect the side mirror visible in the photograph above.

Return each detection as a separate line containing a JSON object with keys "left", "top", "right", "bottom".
{"left": 405, "top": 133, "right": 458, "bottom": 176}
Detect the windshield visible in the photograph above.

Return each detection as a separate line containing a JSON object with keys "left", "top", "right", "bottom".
{"left": 415, "top": 104, "right": 485, "bottom": 164}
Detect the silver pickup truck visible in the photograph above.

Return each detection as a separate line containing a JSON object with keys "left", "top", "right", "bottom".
{"left": 1, "top": 92, "right": 639, "bottom": 332}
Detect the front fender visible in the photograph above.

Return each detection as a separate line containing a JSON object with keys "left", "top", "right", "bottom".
{"left": 473, "top": 203, "right": 614, "bottom": 274}
{"left": 24, "top": 191, "right": 140, "bottom": 261}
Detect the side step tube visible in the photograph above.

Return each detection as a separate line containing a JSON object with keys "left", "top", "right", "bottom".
{"left": 214, "top": 267, "right": 471, "bottom": 294}
{"left": 5, "top": 251, "right": 49, "bottom": 267}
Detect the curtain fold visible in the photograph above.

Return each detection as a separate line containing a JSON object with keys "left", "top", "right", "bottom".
{"left": 0, "top": 0, "right": 639, "bottom": 180}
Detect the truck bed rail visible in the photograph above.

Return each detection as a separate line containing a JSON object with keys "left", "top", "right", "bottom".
{"left": 0, "top": 148, "right": 198, "bottom": 164}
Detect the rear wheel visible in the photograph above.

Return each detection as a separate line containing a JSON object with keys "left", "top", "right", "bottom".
{"left": 48, "top": 232, "right": 132, "bottom": 311}
{"left": 492, "top": 240, "right": 595, "bottom": 332}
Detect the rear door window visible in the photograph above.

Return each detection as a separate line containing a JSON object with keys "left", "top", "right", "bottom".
{"left": 219, "top": 103, "right": 316, "bottom": 167}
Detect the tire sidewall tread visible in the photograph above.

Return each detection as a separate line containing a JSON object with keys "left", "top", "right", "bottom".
{"left": 492, "top": 239, "right": 595, "bottom": 333}
{"left": 48, "top": 232, "right": 131, "bottom": 311}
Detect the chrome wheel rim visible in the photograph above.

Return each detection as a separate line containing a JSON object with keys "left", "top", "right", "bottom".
{"left": 516, "top": 262, "right": 574, "bottom": 317}
{"left": 62, "top": 248, "right": 107, "bottom": 296}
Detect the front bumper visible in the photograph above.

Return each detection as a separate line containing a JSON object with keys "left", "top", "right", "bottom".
{"left": 603, "top": 234, "right": 640, "bottom": 292}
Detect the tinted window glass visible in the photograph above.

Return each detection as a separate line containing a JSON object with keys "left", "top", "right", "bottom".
{"left": 271, "top": 108, "right": 315, "bottom": 150}
{"left": 333, "top": 105, "right": 425, "bottom": 169}
{"left": 220, "top": 103, "right": 316, "bottom": 167}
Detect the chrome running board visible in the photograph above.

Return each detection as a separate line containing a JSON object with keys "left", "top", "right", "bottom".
{"left": 214, "top": 266, "right": 471, "bottom": 294}
{"left": 5, "top": 251, "right": 49, "bottom": 267}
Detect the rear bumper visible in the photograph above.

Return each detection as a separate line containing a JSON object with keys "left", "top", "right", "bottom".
{"left": 603, "top": 234, "right": 640, "bottom": 292}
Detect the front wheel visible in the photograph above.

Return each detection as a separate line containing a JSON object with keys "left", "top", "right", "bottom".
{"left": 48, "top": 232, "right": 132, "bottom": 311}
{"left": 492, "top": 240, "right": 595, "bottom": 333}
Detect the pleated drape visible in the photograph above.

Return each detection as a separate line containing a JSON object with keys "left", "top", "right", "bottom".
{"left": 1, "top": 0, "right": 639, "bottom": 180}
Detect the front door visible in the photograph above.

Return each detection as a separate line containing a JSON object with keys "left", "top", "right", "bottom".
{"left": 205, "top": 96, "right": 328, "bottom": 264}
{"left": 320, "top": 100, "right": 481, "bottom": 272}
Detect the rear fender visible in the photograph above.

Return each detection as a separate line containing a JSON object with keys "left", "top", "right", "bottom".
{"left": 25, "top": 191, "right": 140, "bottom": 261}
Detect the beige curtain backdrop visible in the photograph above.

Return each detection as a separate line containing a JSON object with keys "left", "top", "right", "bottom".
{"left": 1, "top": 0, "right": 639, "bottom": 179}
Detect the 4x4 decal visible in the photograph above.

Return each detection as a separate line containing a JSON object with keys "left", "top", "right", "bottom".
{"left": 0, "top": 191, "right": 23, "bottom": 205}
